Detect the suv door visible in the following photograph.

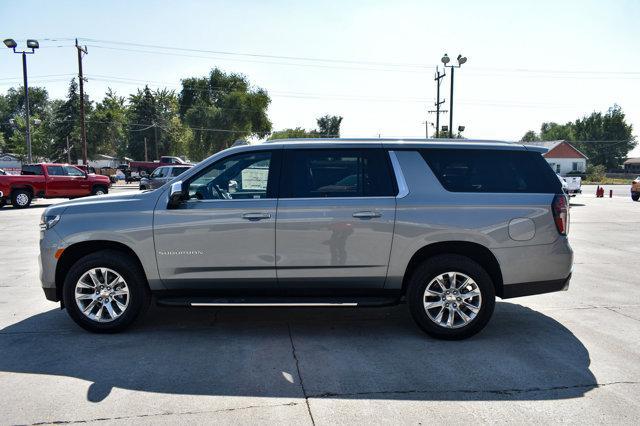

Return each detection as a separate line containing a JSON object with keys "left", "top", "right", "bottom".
{"left": 276, "top": 148, "right": 397, "bottom": 289}
{"left": 45, "top": 165, "right": 71, "bottom": 197}
{"left": 153, "top": 149, "right": 281, "bottom": 289}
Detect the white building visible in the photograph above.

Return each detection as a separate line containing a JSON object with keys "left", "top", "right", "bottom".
{"left": 524, "top": 141, "right": 588, "bottom": 176}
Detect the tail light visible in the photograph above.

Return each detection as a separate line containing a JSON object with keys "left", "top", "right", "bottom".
{"left": 552, "top": 194, "right": 569, "bottom": 235}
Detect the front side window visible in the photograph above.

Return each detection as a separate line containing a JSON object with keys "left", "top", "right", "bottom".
{"left": 150, "top": 168, "right": 167, "bottom": 178}
{"left": 282, "top": 149, "right": 395, "bottom": 198}
{"left": 47, "top": 166, "right": 65, "bottom": 176}
{"left": 187, "top": 151, "right": 272, "bottom": 200}
{"left": 65, "top": 166, "right": 85, "bottom": 176}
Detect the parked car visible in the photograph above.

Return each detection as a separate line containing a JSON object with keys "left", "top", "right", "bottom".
{"left": 39, "top": 139, "right": 572, "bottom": 339}
{"left": 632, "top": 176, "right": 640, "bottom": 201}
{"left": 0, "top": 163, "right": 111, "bottom": 208}
{"left": 139, "top": 165, "right": 193, "bottom": 190}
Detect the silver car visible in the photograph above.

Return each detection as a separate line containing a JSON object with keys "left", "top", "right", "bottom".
{"left": 39, "top": 139, "right": 573, "bottom": 339}
{"left": 139, "top": 165, "right": 192, "bottom": 190}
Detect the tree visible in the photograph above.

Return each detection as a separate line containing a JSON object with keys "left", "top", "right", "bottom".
{"left": 316, "top": 115, "right": 342, "bottom": 138}
{"left": 572, "top": 105, "right": 636, "bottom": 170}
{"left": 127, "top": 86, "right": 157, "bottom": 160}
{"left": 50, "top": 79, "right": 92, "bottom": 162}
{"left": 89, "top": 88, "right": 128, "bottom": 158}
{"left": 269, "top": 127, "right": 318, "bottom": 140}
{"left": 539, "top": 122, "right": 575, "bottom": 141}
{"left": 179, "top": 68, "right": 272, "bottom": 161}
{"left": 521, "top": 130, "right": 539, "bottom": 142}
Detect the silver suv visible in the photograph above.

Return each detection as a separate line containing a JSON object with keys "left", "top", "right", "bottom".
{"left": 39, "top": 139, "right": 573, "bottom": 339}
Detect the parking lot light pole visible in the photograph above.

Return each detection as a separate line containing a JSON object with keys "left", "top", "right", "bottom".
{"left": 3, "top": 39, "right": 39, "bottom": 163}
{"left": 441, "top": 53, "right": 467, "bottom": 138}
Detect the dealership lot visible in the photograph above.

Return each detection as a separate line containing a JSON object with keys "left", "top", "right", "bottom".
{"left": 0, "top": 190, "right": 639, "bottom": 424}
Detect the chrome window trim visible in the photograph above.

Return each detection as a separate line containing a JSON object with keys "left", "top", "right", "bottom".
{"left": 388, "top": 150, "right": 409, "bottom": 199}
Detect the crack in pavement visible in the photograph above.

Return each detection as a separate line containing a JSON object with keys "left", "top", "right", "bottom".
{"left": 307, "top": 380, "right": 639, "bottom": 399}
{"left": 604, "top": 307, "right": 640, "bottom": 323}
{"left": 288, "top": 323, "right": 316, "bottom": 426}
{"left": 21, "top": 401, "right": 301, "bottom": 425}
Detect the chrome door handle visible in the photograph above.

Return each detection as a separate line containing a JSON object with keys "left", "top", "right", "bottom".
{"left": 242, "top": 212, "right": 271, "bottom": 221}
{"left": 352, "top": 211, "right": 381, "bottom": 219}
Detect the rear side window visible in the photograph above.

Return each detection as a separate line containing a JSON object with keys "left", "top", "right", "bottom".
{"left": 282, "top": 149, "right": 395, "bottom": 198}
{"left": 21, "top": 165, "right": 43, "bottom": 175}
{"left": 420, "top": 149, "right": 562, "bottom": 193}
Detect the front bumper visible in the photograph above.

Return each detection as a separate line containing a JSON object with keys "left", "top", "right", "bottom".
{"left": 39, "top": 228, "right": 65, "bottom": 302}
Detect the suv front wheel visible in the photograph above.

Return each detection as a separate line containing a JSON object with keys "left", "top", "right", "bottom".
{"left": 62, "top": 250, "right": 150, "bottom": 333}
{"left": 407, "top": 254, "right": 495, "bottom": 340}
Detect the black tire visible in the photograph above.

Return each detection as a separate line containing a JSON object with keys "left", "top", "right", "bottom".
{"left": 11, "top": 189, "right": 32, "bottom": 209}
{"left": 0, "top": 198, "right": 5, "bottom": 208}
{"left": 139, "top": 185, "right": 147, "bottom": 191}
{"left": 407, "top": 254, "right": 496, "bottom": 340}
{"left": 91, "top": 185, "right": 108, "bottom": 196}
{"left": 62, "top": 249, "right": 150, "bottom": 333}
{"left": 632, "top": 193, "right": 640, "bottom": 202}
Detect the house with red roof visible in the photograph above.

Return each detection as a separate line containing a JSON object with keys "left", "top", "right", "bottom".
{"left": 524, "top": 140, "right": 588, "bottom": 176}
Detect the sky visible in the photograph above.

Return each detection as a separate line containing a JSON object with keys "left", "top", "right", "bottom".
{"left": 2, "top": 0, "right": 640, "bottom": 156}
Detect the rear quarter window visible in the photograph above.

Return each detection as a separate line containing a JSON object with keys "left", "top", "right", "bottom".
{"left": 420, "top": 148, "right": 562, "bottom": 193}
{"left": 21, "top": 165, "right": 43, "bottom": 175}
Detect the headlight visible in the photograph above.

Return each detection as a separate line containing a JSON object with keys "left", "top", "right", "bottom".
{"left": 40, "top": 214, "right": 60, "bottom": 231}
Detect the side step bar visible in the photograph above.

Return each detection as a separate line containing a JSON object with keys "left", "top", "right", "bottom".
{"left": 156, "top": 296, "right": 400, "bottom": 308}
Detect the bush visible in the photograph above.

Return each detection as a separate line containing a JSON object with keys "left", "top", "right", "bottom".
{"left": 586, "top": 165, "right": 606, "bottom": 182}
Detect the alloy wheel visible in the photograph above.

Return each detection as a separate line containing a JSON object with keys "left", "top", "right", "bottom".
{"left": 75, "top": 268, "right": 130, "bottom": 322}
{"left": 423, "top": 271, "right": 482, "bottom": 329}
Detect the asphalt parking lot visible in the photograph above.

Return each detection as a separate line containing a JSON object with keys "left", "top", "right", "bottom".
{"left": 1, "top": 186, "right": 639, "bottom": 425}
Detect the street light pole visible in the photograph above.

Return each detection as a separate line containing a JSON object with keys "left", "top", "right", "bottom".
{"left": 441, "top": 53, "right": 467, "bottom": 139}
{"left": 4, "top": 38, "right": 39, "bottom": 163}
{"left": 21, "top": 51, "right": 32, "bottom": 163}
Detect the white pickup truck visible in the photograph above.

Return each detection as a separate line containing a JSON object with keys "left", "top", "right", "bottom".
{"left": 557, "top": 174, "right": 582, "bottom": 196}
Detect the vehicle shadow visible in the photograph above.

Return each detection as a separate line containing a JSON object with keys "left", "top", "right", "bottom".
{"left": 0, "top": 302, "right": 596, "bottom": 402}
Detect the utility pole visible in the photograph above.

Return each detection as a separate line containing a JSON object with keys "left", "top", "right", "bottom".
{"left": 433, "top": 67, "right": 446, "bottom": 137}
{"left": 144, "top": 137, "right": 148, "bottom": 162}
{"left": 441, "top": 53, "right": 467, "bottom": 139}
{"left": 75, "top": 39, "right": 88, "bottom": 165}
{"left": 154, "top": 124, "right": 159, "bottom": 160}
{"left": 66, "top": 136, "right": 71, "bottom": 163}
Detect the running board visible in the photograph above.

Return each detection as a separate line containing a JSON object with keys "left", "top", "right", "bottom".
{"left": 156, "top": 296, "right": 400, "bottom": 308}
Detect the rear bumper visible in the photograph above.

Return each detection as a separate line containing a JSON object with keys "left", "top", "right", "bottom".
{"left": 501, "top": 273, "right": 571, "bottom": 299}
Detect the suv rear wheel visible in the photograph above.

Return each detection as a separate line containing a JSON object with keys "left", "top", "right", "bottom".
{"left": 62, "top": 250, "right": 150, "bottom": 333}
{"left": 407, "top": 254, "right": 495, "bottom": 340}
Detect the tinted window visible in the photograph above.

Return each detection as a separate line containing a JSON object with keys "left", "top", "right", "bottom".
{"left": 47, "top": 166, "right": 66, "bottom": 176}
{"left": 21, "top": 165, "right": 43, "bottom": 175}
{"left": 171, "top": 167, "right": 190, "bottom": 177}
{"left": 420, "top": 149, "right": 562, "bottom": 193}
{"left": 283, "top": 149, "right": 395, "bottom": 198}
{"left": 65, "top": 166, "right": 84, "bottom": 176}
{"left": 150, "top": 167, "right": 167, "bottom": 178}
{"left": 187, "top": 151, "right": 272, "bottom": 200}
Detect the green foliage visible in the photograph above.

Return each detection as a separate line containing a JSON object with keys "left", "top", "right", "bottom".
{"left": 269, "top": 127, "right": 319, "bottom": 140}
{"left": 89, "top": 88, "right": 128, "bottom": 158}
{"left": 523, "top": 105, "right": 636, "bottom": 169}
{"left": 586, "top": 164, "right": 606, "bottom": 182}
{"left": 316, "top": 115, "right": 342, "bottom": 137}
{"left": 572, "top": 105, "right": 636, "bottom": 170}
{"left": 50, "top": 79, "right": 92, "bottom": 162}
{"left": 179, "top": 68, "right": 272, "bottom": 161}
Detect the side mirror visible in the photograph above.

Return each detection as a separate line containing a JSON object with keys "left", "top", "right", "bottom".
{"left": 167, "top": 181, "right": 184, "bottom": 209}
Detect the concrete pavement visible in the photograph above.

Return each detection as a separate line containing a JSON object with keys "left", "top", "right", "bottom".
{"left": 0, "top": 190, "right": 639, "bottom": 424}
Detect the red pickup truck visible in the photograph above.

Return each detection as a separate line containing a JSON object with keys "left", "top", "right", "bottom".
{"left": 0, "top": 163, "right": 111, "bottom": 209}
